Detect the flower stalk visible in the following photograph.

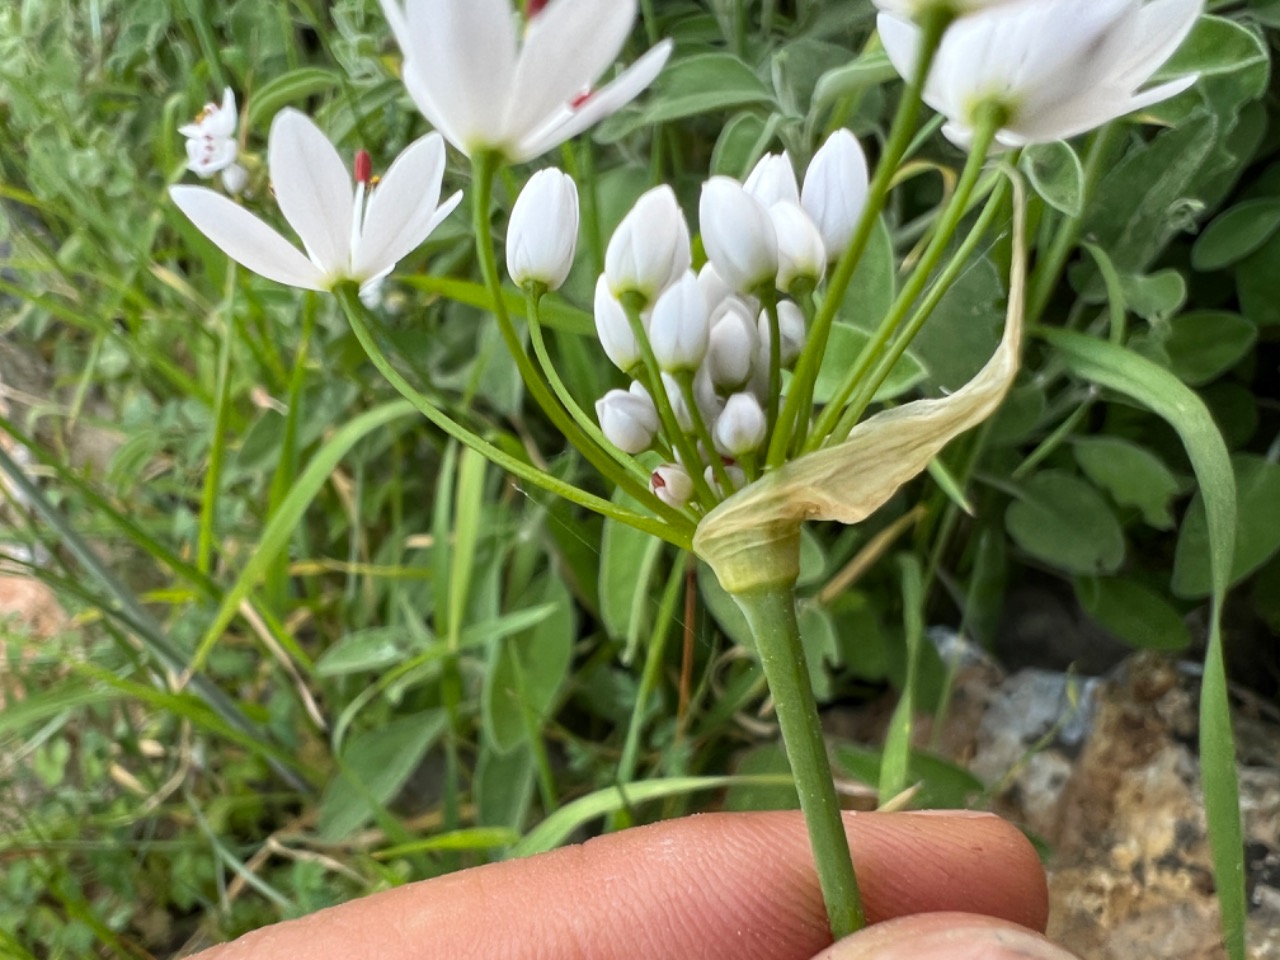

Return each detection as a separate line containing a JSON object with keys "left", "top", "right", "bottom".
{"left": 730, "top": 578, "right": 864, "bottom": 940}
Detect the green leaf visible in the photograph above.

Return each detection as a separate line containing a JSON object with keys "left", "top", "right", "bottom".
{"left": 1172, "top": 454, "right": 1280, "bottom": 598}
{"left": 1041, "top": 329, "right": 1243, "bottom": 960}
{"left": 599, "top": 490, "right": 663, "bottom": 654}
{"left": 475, "top": 744, "right": 535, "bottom": 830}
{"left": 812, "top": 50, "right": 898, "bottom": 109}
{"left": 191, "top": 400, "right": 415, "bottom": 673}
{"left": 245, "top": 68, "right": 343, "bottom": 130}
{"left": 318, "top": 711, "right": 448, "bottom": 841}
{"left": 880, "top": 555, "right": 924, "bottom": 804}
{"left": 1161, "top": 311, "right": 1256, "bottom": 386}
{"left": 1022, "top": 141, "right": 1084, "bottom": 217}
{"left": 812, "top": 323, "right": 925, "bottom": 404}
{"left": 1191, "top": 197, "right": 1280, "bottom": 271}
{"left": 1005, "top": 471, "right": 1126, "bottom": 576}
{"left": 1075, "top": 577, "right": 1191, "bottom": 651}
{"left": 724, "top": 745, "right": 799, "bottom": 811}
{"left": 600, "top": 53, "right": 773, "bottom": 140}
{"left": 1157, "top": 15, "right": 1268, "bottom": 80}
{"left": 797, "top": 603, "right": 840, "bottom": 701}
{"left": 843, "top": 216, "right": 897, "bottom": 332}
{"left": 1118, "top": 269, "right": 1186, "bottom": 320}
{"left": 1073, "top": 436, "right": 1184, "bottom": 529}
{"left": 315, "top": 627, "right": 420, "bottom": 678}
{"left": 834, "top": 744, "right": 984, "bottom": 810}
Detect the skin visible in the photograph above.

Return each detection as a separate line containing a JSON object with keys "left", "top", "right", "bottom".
{"left": 196, "top": 810, "right": 1078, "bottom": 960}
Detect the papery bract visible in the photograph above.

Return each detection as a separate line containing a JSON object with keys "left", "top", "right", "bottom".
{"left": 379, "top": 0, "right": 672, "bottom": 163}
{"left": 879, "top": 0, "right": 1203, "bottom": 149}
{"left": 801, "top": 130, "right": 869, "bottom": 260}
{"left": 700, "top": 177, "right": 779, "bottom": 294}
{"left": 605, "top": 185, "right": 691, "bottom": 305}
{"left": 507, "top": 168, "right": 579, "bottom": 291}
{"left": 170, "top": 109, "right": 459, "bottom": 292}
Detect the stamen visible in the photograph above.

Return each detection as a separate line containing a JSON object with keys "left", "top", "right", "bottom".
{"left": 354, "top": 149, "right": 373, "bottom": 185}
{"left": 570, "top": 90, "right": 593, "bottom": 110}
{"left": 527, "top": 0, "right": 548, "bottom": 16}
{"left": 651, "top": 470, "right": 666, "bottom": 491}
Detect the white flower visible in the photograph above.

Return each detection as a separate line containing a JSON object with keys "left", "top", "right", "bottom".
{"left": 706, "top": 297, "right": 759, "bottom": 391}
{"left": 594, "top": 275, "right": 643, "bottom": 372}
{"left": 879, "top": 0, "right": 1203, "bottom": 149}
{"left": 605, "top": 185, "right": 692, "bottom": 305}
{"left": 704, "top": 461, "right": 746, "bottom": 497}
{"left": 379, "top": 0, "right": 673, "bottom": 163}
{"left": 170, "top": 109, "right": 460, "bottom": 292}
{"left": 507, "top": 168, "right": 579, "bottom": 291}
{"left": 758, "top": 300, "right": 807, "bottom": 369}
{"left": 743, "top": 152, "right": 800, "bottom": 209}
{"left": 713, "top": 392, "right": 767, "bottom": 457}
{"left": 700, "top": 176, "right": 779, "bottom": 294}
{"left": 873, "top": 0, "right": 1025, "bottom": 20}
{"left": 769, "top": 201, "right": 826, "bottom": 291}
{"left": 649, "top": 271, "right": 710, "bottom": 373}
{"left": 801, "top": 130, "right": 868, "bottom": 260}
{"left": 697, "top": 262, "right": 732, "bottom": 312}
{"left": 596, "top": 387, "right": 659, "bottom": 453}
{"left": 180, "top": 87, "right": 239, "bottom": 178}
{"left": 650, "top": 463, "right": 694, "bottom": 508}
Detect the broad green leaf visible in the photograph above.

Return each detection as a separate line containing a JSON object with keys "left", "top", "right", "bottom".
{"left": 1235, "top": 230, "right": 1280, "bottom": 326}
{"left": 601, "top": 53, "right": 774, "bottom": 139}
{"left": 1005, "top": 471, "right": 1126, "bottom": 577}
{"left": 1041, "top": 329, "right": 1243, "bottom": 960}
{"left": 1075, "top": 577, "right": 1191, "bottom": 651}
{"left": 696, "top": 179, "right": 1028, "bottom": 593}
{"left": 711, "top": 111, "right": 768, "bottom": 179}
{"left": 599, "top": 490, "right": 663, "bottom": 650}
{"left": 813, "top": 50, "right": 897, "bottom": 109}
{"left": 315, "top": 627, "right": 419, "bottom": 677}
{"left": 1022, "top": 141, "right": 1084, "bottom": 217}
{"left": 1118, "top": 269, "right": 1185, "bottom": 320}
{"left": 1161, "top": 311, "right": 1256, "bottom": 386}
{"left": 475, "top": 744, "right": 535, "bottom": 830}
{"left": 1157, "top": 15, "right": 1268, "bottom": 80}
{"left": 1191, "top": 197, "right": 1280, "bottom": 271}
{"left": 798, "top": 603, "right": 840, "bottom": 701}
{"left": 835, "top": 744, "right": 984, "bottom": 811}
{"left": 724, "top": 745, "right": 799, "bottom": 811}
{"left": 1073, "top": 436, "right": 1184, "bottom": 529}
{"left": 246, "top": 68, "right": 343, "bottom": 129}
{"left": 812, "top": 323, "right": 926, "bottom": 404}
{"left": 843, "top": 215, "right": 897, "bottom": 328}
{"left": 318, "top": 710, "right": 448, "bottom": 841}
{"left": 1172, "top": 454, "right": 1280, "bottom": 598}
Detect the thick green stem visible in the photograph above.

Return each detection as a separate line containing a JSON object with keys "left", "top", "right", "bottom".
{"left": 769, "top": 7, "right": 953, "bottom": 469}
{"left": 731, "top": 580, "right": 864, "bottom": 940}
{"left": 336, "top": 284, "right": 695, "bottom": 550}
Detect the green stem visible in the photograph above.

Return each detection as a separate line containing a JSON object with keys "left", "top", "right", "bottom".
{"left": 1027, "top": 123, "right": 1119, "bottom": 323}
{"left": 732, "top": 580, "right": 863, "bottom": 939}
{"left": 769, "top": 7, "right": 953, "bottom": 469}
{"left": 675, "top": 370, "right": 735, "bottom": 495}
{"left": 470, "top": 152, "right": 671, "bottom": 516}
{"left": 197, "top": 266, "right": 237, "bottom": 574}
{"left": 336, "top": 284, "right": 694, "bottom": 550}
{"left": 761, "top": 288, "right": 782, "bottom": 444}
{"left": 824, "top": 166, "right": 1007, "bottom": 444}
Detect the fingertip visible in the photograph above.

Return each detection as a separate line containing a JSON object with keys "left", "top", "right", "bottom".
{"left": 812, "top": 913, "right": 1077, "bottom": 960}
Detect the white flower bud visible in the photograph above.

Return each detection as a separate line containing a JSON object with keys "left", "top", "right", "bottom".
{"left": 699, "top": 176, "right": 779, "bottom": 294}
{"left": 704, "top": 461, "right": 747, "bottom": 497}
{"left": 596, "top": 388, "right": 659, "bottom": 454}
{"left": 713, "top": 392, "right": 767, "bottom": 457}
{"left": 507, "top": 168, "right": 579, "bottom": 290}
{"left": 769, "top": 201, "right": 826, "bottom": 291}
{"left": 660, "top": 372, "right": 694, "bottom": 432}
{"left": 758, "top": 300, "right": 807, "bottom": 369}
{"left": 650, "top": 463, "right": 694, "bottom": 508}
{"left": 801, "top": 129, "right": 869, "bottom": 261}
{"left": 649, "top": 272, "right": 709, "bottom": 373}
{"left": 594, "top": 275, "right": 643, "bottom": 373}
{"left": 605, "top": 185, "right": 691, "bottom": 305}
{"left": 743, "top": 151, "right": 800, "bottom": 209}
{"left": 220, "top": 162, "right": 248, "bottom": 195}
{"left": 706, "top": 297, "right": 759, "bottom": 391}
{"left": 697, "top": 262, "right": 732, "bottom": 312}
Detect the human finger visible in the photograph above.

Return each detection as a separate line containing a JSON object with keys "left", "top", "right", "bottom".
{"left": 812, "top": 912, "right": 1077, "bottom": 960}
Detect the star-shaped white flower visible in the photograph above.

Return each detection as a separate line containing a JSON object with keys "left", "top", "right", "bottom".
{"left": 169, "top": 109, "right": 461, "bottom": 291}
{"left": 880, "top": 0, "right": 1203, "bottom": 149}
{"left": 180, "top": 87, "right": 240, "bottom": 179}
{"left": 378, "top": 0, "right": 672, "bottom": 163}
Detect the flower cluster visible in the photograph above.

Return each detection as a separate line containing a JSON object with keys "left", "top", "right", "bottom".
{"left": 581, "top": 132, "right": 868, "bottom": 509}
{"left": 179, "top": 87, "right": 247, "bottom": 193}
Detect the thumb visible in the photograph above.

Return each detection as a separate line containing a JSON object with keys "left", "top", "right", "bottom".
{"left": 811, "top": 913, "right": 1079, "bottom": 960}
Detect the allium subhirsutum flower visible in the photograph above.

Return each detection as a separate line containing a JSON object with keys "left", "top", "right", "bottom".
{"left": 170, "top": 109, "right": 460, "bottom": 292}
{"left": 879, "top": 0, "right": 1204, "bottom": 149}
{"left": 605, "top": 185, "right": 691, "bottom": 305}
{"left": 180, "top": 87, "right": 247, "bottom": 192}
{"left": 872, "top": 0, "right": 1026, "bottom": 20}
{"left": 507, "top": 168, "right": 579, "bottom": 291}
{"left": 378, "top": 0, "right": 673, "bottom": 163}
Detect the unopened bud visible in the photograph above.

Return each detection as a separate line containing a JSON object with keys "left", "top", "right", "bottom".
{"left": 595, "top": 275, "right": 643, "bottom": 372}
{"left": 596, "top": 388, "right": 659, "bottom": 453}
{"left": 801, "top": 129, "right": 869, "bottom": 260}
{"left": 706, "top": 298, "right": 759, "bottom": 391}
{"left": 743, "top": 151, "right": 800, "bottom": 209}
{"left": 713, "top": 392, "right": 767, "bottom": 457}
{"left": 769, "top": 201, "right": 826, "bottom": 291}
{"left": 650, "top": 271, "right": 709, "bottom": 373}
{"left": 650, "top": 463, "right": 694, "bottom": 508}
{"left": 704, "top": 460, "right": 747, "bottom": 496}
{"left": 699, "top": 176, "right": 778, "bottom": 294}
{"left": 758, "top": 300, "right": 807, "bottom": 369}
{"left": 605, "top": 185, "right": 691, "bottom": 306}
{"left": 508, "top": 168, "right": 579, "bottom": 291}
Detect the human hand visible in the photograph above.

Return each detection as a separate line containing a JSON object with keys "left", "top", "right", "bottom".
{"left": 195, "top": 810, "right": 1076, "bottom": 959}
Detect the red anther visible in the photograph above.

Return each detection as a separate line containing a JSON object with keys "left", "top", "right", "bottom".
{"left": 651, "top": 470, "right": 667, "bottom": 491}
{"left": 354, "top": 149, "right": 373, "bottom": 185}
{"left": 570, "top": 90, "right": 593, "bottom": 110}
{"left": 527, "top": 0, "right": 549, "bottom": 15}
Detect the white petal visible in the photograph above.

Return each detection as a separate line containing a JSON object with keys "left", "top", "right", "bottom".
{"left": 502, "top": 0, "right": 637, "bottom": 146}
{"left": 1008, "top": 75, "right": 1198, "bottom": 146}
{"left": 405, "top": 0, "right": 517, "bottom": 152}
{"left": 513, "top": 40, "right": 672, "bottom": 162}
{"left": 352, "top": 132, "right": 449, "bottom": 279}
{"left": 268, "top": 109, "right": 353, "bottom": 277}
{"left": 170, "top": 185, "right": 326, "bottom": 290}
{"left": 209, "top": 87, "right": 238, "bottom": 138}
{"left": 1114, "top": 0, "right": 1203, "bottom": 88}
